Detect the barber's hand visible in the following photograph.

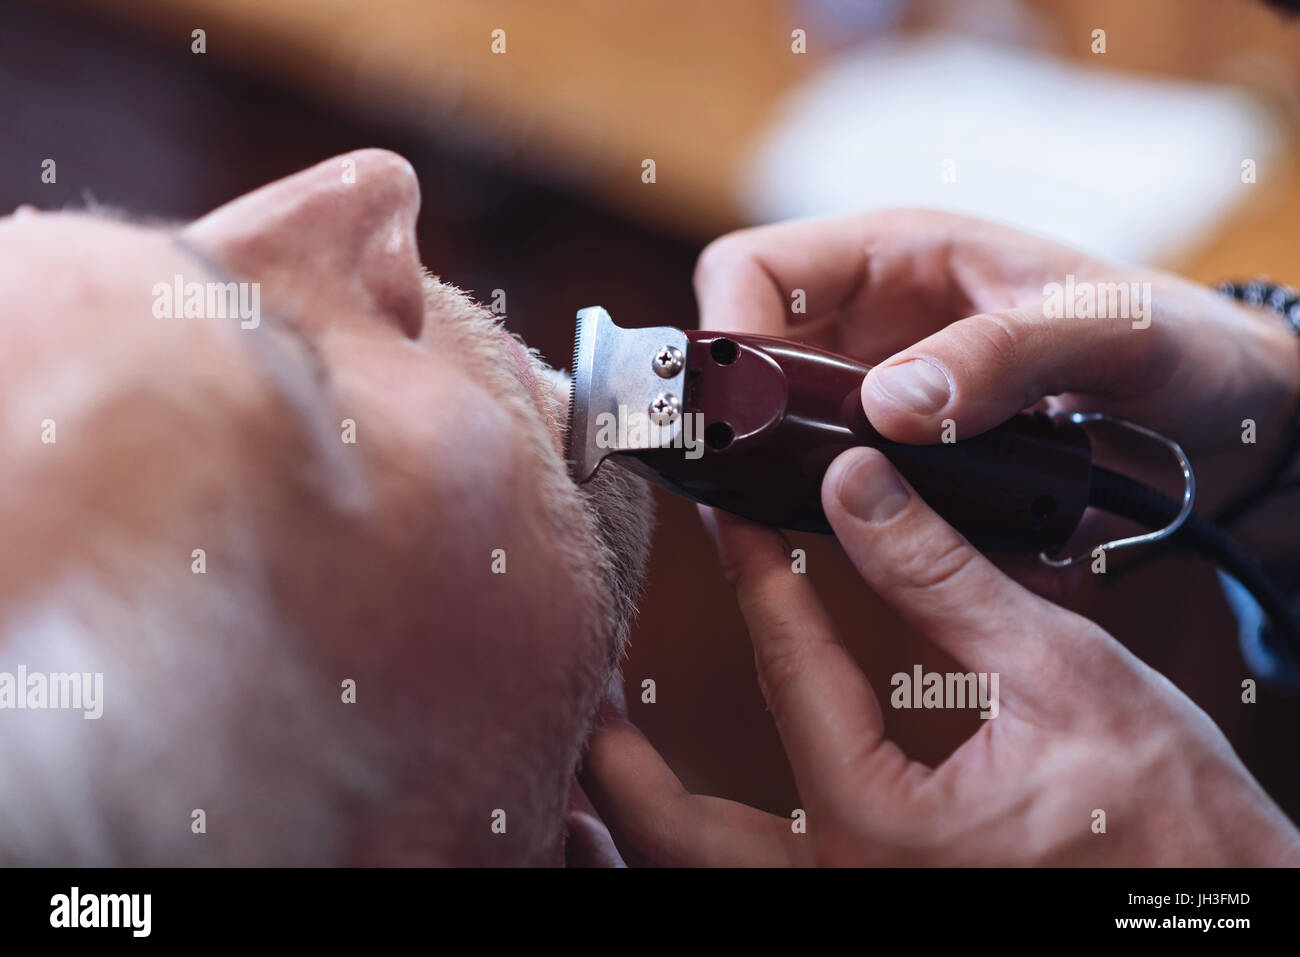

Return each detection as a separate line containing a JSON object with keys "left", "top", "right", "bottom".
{"left": 693, "top": 210, "right": 1300, "bottom": 568}
{"left": 580, "top": 453, "right": 1300, "bottom": 865}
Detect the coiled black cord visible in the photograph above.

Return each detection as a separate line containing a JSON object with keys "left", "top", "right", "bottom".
{"left": 1088, "top": 464, "right": 1300, "bottom": 667}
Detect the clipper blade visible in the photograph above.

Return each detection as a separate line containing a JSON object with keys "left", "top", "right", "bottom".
{"left": 564, "top": 307, "right": 689, "bottom": 484}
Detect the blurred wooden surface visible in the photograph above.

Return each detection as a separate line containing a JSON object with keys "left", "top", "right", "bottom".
{"left": 61, "top": 0, "right": 1300, "bottom": 278}
{"left": 8, "top": 0, "right": 1300, "bottom": 842}
{"left": 78, "top": 0, "right": 809, "bottom": 238}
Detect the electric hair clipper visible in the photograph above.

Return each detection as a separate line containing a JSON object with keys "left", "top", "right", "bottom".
{"left": 561, "top": 307, "right": 1300, "bottom": 662}
{"left": 565, "top": 307, "right": 1095, "bottom": 554}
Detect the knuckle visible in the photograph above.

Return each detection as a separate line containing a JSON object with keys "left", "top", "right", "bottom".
{"left": 1015, "top": 614, "right": 1117, "bottom": 719}
{"left": 891, "top": 530, "right": 981, "bottom": 595}
{"left": 625, "top": 806, "right": 687, "bottom": 867}
{"left": 715, "top": 549, "right": 745, "bottom": 589}
{"left": 693, "top": 231, "right": 757, "bottom": 290}
{"left": 753, "top": 639, "right": 809, "bottom": 715}
{"left": 964, "top": 312, "right": 1024, "bottom": 371}
{"left": 866, "top": 206, "right": 965, "bottom": 234}
{"left": 717, "top": 546, "right": 773, "bottom": 592}
{"left": 696, "top": 234, "right": 748, "bottom": 287}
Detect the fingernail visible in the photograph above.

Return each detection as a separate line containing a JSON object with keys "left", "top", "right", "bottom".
{"left": 835, "top": 449, "right": 909, "bottom": 523}
{"left": 868, "top": 360, "right": 951, "bottom": 415}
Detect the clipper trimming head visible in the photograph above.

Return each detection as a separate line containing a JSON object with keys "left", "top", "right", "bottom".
{"left": 564, "top": 325, "right": 581, "bottom": 465}
{"left": 563, "top": 307, "right": 689, "bottom": 484}
{"left": 562, "top": 308, "right": 594, "bottom": 473}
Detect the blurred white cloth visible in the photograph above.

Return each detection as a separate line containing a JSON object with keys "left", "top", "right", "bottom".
{"left": 742, "top": 36, "right": 1283, "bottom": 264}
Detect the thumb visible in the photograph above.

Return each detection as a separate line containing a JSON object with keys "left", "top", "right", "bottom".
{"left": 861, "top": 305, "right": 1155, "bottom": 443}
{"left": 821, "top": 446, "right": 1103, "bottom": 682}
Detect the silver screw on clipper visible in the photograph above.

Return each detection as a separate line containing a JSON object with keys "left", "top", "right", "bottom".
{"left": 648, "top": 393, "right": 681, "bottom": 425}
{"left": 653, "top": 346, "right": 683, "bottom": 378}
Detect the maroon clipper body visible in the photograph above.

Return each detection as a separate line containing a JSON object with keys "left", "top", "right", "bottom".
{"left": 565, "top": 307, "right": 1092, "bottom": 554}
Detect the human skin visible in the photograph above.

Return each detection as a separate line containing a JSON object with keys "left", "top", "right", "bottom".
{"left": 580, "top": 210, "right": 1300, "bottom": 865}
{"left": 0, "top": 149, "right": 651, "bottom": 866}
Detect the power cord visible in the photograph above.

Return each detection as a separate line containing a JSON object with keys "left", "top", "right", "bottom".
{"left": 1088, "top": 463, "right": 1300, "bottom": 668}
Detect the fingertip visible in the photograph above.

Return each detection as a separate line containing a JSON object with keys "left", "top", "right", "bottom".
{"left": 824, "top": 444, "right": 880, "bottom": 486}
{"left": 823, "top": 446, "right": 910, "bottom": 526}
{"left": 867, "top": 358, "right": 952, "bottom": 411}
{"left": 699, "top": 506, "right": 788, "bottom": 554}
{"left": 861, "top": 363, "right": 953, "bottom": 443}
{"left": 565, "top": 810, "right": 627, "bottom": 868}
{"left": 696, "top": 503, "right": 721, "bottom": 546}
{"left": 693, "top": 237, "right": 795, "bottom": 336}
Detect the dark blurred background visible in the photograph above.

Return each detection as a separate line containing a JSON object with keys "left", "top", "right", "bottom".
{"left": 6, "top": 0, "right": 1300, "bottom": 836}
